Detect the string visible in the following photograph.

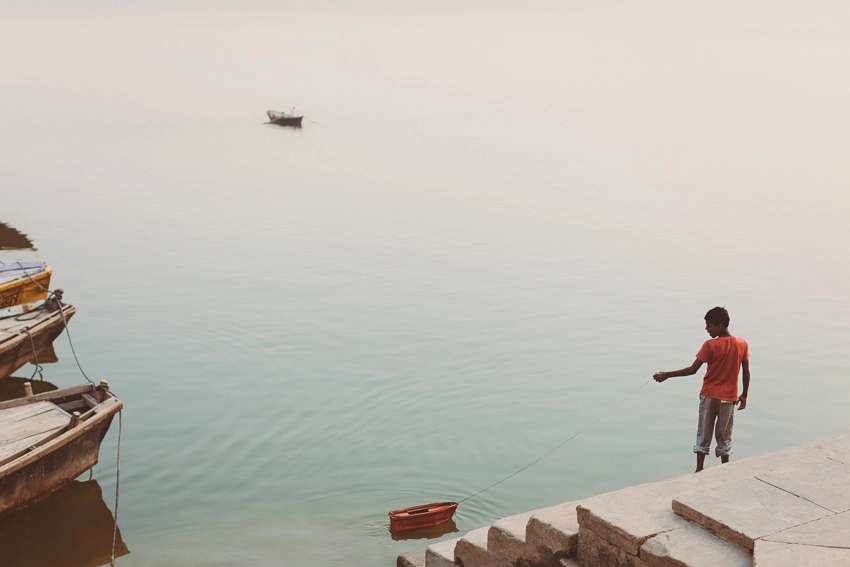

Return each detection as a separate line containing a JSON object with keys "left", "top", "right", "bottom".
{"left": 457, "top": 377, "right": 654, "bottom": 504}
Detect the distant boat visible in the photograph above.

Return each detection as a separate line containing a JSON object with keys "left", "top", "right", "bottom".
{"left": 267, "top": 108, "right": 303, "bottom": 127}
{"left": 389, "top": 501, "right": 458, "bottom": 532}
{"left": 0, "top": 380, "right": 123, "bottom": 518}
{"left": 0, "top": 300, "right": 74, "bottom": 380}
{"left": 0, "top": 261, "right": 51, "bottom": 309}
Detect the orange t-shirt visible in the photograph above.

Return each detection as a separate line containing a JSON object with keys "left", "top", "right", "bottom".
{"left": 696, "top": 336, "right": 749, "bottom": 401}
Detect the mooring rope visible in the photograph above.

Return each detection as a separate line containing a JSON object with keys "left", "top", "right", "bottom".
{"left": 48, "top": 289, "right": 123, "bottom": 564}
{"left": 22, "top": 327, "right": 44, "bottom": 381}
{"left": 457, "top": 377, "right": 654, "bottom": 505}
{"left": 54, "top": 297, "right": 95, "bottom": 386}
{"left": 110, "top": 406, "right": 123, "bottom": 567}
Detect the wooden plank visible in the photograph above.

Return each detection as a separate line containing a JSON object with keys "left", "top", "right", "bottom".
{"left": 0, "top": 383, "right": 93, "bottom": 411}
{"left": 57, "top": 400, "right": 88, "bottom": 413}
{"left": 0, "top": 401, "right": 58, "bottom": 428}
{"left": 0, "top": 425, "right": 65, "bottom": 465}
{"left": 0, "top": 406, "right": 69, "bottom": 446}
{"left": 81, "top": 393, "right": 98, "bottom": 408}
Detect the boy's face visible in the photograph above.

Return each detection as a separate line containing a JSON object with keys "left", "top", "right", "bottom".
{"left": 705, "top": 320, "right": 725, "bottom": 337}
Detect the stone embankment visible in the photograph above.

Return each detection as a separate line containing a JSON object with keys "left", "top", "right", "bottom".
{"left": 397, "top": 432, "right": 850, "bottom": 567}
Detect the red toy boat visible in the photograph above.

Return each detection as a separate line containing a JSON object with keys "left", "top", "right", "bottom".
{"left": 389, "top": 501, "right": 458, "bottom": 532}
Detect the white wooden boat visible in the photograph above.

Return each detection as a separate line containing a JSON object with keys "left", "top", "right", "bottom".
{"left": 0, "top": 381, "right": 122, "bottom": 518}
{"left": 0, "top": 300, "right": 74, "bottom": 380}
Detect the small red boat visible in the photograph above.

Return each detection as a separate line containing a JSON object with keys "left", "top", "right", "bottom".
{"left": 388, "top": 501, "right": 458, "bottom": 532}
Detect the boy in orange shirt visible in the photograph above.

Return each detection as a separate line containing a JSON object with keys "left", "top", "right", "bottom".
{"left": 653, "top": 307, "right": 750, "bottom": 472}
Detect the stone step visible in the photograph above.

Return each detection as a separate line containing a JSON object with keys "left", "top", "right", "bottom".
{"left": 488, "top": 511, "right": 539, "bottom": 565}
{"left": 575, "top": 475, "right": 754, "bottom": 567}
{"left": 753, "top": 540, "right": 850, "bottom": 566}
{"left": 397, "top": 432, "right": 850, "bottom": 567}
{"left": 453, "top": 526, "right": 491, "bottom": 567}
{"left": 671, "top": 477, "right": 833, "bottom": 552}
{"left": 425, "top": 537, "right": 459, "bottom": 567}
{"left": 397, "top": 550, "right": 425, "bottom": 567}
{"left": 526, "top": 500, "right": 582, "bottom": 558}
{"left": 640, "top": 515, "right": 752, "bottom": 567}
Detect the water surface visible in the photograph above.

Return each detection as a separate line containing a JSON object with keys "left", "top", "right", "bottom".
{"left": 2, "top": 2, "right": 850, "bottom": 565}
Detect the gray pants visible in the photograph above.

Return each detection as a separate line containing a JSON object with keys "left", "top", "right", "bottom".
{"left": 694, "top": 394, "right": 735, "bottom": 457}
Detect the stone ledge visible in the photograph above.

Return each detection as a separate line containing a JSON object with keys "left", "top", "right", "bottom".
{"left": 672, "top": 477, "right": 833, "bottom": 551}
{"left": 453, "top": 526, "right": 491, "bottom": 567}
{"left": 577, "top": 525, "right": 651, "bottom": 567}
{"left": 425, "top": 537, "right": 458, "bottom": 567}
{"left": 762, "top": 509, "right": 850, "bottom": 548}
{"left": 753, "top": 540, "right": 850, "bottom": 566}
{"left": 488, "top": 511, "right": 543, "bottom": 565}
{"left": 526, "top": 500, "right": 582, "bottom": 557}
{"left": 756, "top": 454, "right": 850, "bottom": 513}
{"left": 398, "top": 550, "right": 425, "bottom": 567}
{"left": 577, "top": 486, "right": 683, "bottom": 556}
{"left": 639, "top": 515, "right": 751, "bottom": 567}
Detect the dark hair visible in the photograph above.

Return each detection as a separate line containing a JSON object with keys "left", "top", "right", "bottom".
{"left": 704, "top": 306, "right": 730, "bottom": 328}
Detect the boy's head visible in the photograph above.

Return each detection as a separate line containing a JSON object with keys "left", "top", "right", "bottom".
{"left": 704, "top": 307, "right": 730, "bottom": 337}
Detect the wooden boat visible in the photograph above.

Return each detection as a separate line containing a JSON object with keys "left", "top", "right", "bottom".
{"left": 267, "top": 109, "right": 303, "bottom": 127}
{"left": 0, "top": 300, "right": 75, "bottom": 380}
{"left": 0, "top": 381, "right": 122, "bottom": 518}
{"left": 0, "top": 260, "right": 51, "bottom": 309}
{"left": 389, "top": 501, "right": 458, "bottom": 532}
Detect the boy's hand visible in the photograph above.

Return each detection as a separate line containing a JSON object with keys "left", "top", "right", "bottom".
{"left": 737, "top": 395, "right": 747, "bottom": 410}
{"left": 653, "top": 372, "right": 668, "bottom": 383}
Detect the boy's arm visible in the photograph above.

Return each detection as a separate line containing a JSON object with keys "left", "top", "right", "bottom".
{"left": 738, "top": 359, "right": 750, "bottom": 409}
{"left": 653, "top": 359, "right": 703, "bottom": 382}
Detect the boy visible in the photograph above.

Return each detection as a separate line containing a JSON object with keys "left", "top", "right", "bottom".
{"left": 653, "top": 307, "right": 750, "bottom": 472}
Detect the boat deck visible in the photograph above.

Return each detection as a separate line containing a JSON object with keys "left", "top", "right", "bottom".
{"left": 0, "top": 401, "right": 70, "bottom": 466}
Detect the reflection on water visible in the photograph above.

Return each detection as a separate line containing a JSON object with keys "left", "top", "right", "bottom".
{"left": 27, "top": 343, "right": 59, "bottom": 366}
{"left": 0, "top": 479, "right": 129, "bottom": 567}
{"left": 0, "top": 222, "right": 35, "bottom": 251}
{"left": 0, "top": 375, "right": 58, "bottom": 402}
{"left": 389, "top": 519, "right": 459, "bottom": 541}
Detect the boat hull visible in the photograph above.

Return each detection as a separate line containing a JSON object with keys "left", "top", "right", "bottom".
{"left": 266, "top": 110, "right": 303, "bottom": 127}
{"left": 0, "top": 304, "right": 74, "bottom": 379}
{"left": 270, "top": 116, "right": 303, "bottom": 127}
{"left": 0, "top": 383, "right": 122, "bottom": 518}
{"left": 389, "top": 501, "right": 458, "bottom": 532}
{"left": 0, "top": 266, "right": 51, "bottom": 309}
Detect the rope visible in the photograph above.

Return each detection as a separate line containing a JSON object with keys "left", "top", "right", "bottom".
{"left": 110, "top": 406, "right": 123, "bottom": 567}
{"left": 21, "top": 265, "right": 50, "bottom": 293}
{"left": 22, "top": 327, "right": 44, "bottom": 381}
{"left": 55, "top": 298, "right": 95, "bottom": 385}
{"left": 457, "top": 377, "right": 654, "bottom": 505}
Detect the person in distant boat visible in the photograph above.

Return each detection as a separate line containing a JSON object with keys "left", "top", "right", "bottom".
{"left": 42, "top": 288, "right": 64, "bottom": 312}
{"left": 653, "top": 307, "right": 750, "bottom": 473}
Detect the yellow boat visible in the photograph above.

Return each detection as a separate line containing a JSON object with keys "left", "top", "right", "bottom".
{"left": 0, "top": 261, "right": 52, "bottom": 309}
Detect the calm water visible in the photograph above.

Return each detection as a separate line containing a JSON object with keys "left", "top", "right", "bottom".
{"left": 2, "top": 2, "right": 850, "bottom": 565}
